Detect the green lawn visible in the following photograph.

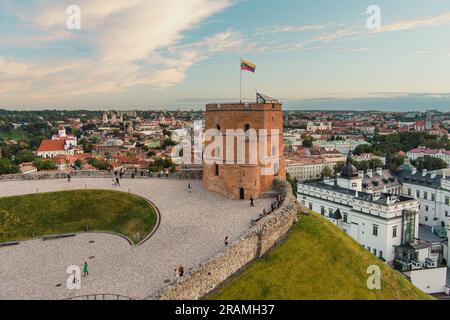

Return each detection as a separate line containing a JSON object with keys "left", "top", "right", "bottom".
{"left": 0, "top": 190, "right": 158, "bottom": 244}
{"left": 209, "top": 212, "right": 431, "bottom": 300}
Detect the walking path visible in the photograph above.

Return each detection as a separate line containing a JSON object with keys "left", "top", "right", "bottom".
{"left": 0, "top": 178, "right": 269, "bottom": 300}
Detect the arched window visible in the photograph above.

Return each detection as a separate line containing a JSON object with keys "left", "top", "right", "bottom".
{"left": 216, "top": 124, "right": 221, "bottom": 131}
{"left": 244, "top": 123, "right": 250, "bottom": 132}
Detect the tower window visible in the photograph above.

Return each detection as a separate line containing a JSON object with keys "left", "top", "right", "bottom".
{"left": 215, "top": 164, "right": 219, "bottom": 176}
{"left": 245, "top": 123, "right": 251, "bottom": 131}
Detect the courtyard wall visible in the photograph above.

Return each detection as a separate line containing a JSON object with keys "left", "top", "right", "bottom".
{"left": 146, "top": 180, "right": 307, "bottom": 300}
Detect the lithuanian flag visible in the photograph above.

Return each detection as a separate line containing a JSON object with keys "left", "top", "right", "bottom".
{"left": 241, "top": 59, "right": 256, "bottom": 73}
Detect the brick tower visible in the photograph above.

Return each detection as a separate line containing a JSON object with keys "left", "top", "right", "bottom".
{"left": 203, "top": 93, "right": 285, "bottom": 200}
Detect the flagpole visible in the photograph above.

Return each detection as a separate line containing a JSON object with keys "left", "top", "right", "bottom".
{"left": 240, "top": 59, "right": 242, "bottom": 103}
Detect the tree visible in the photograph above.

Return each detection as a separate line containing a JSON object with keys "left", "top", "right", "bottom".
{"left": 334, "top": 162, "right": 345, "bottom": 175}
{"left": 73, "top": 159, "right": 83, "bottom": 170}
{"left": 302, "top": 137, "right": 314, "bottom": 148}
{"left": 0, "top": 158, "right": 18, "bottom": 175}
{"left": 286, "top": 172, "right": 298, "bottom": 196}
{"left": 353, "top": 144, "right": 373, "bottom": 155}
{"left": 321, "top": 166, "right": 332, "bottom": 178}
{"left": 14, "top": 149, "right": 34, "bottom": 164}
{"left": 33, "top": 159, "right": 56, "bottom": 171}
{"left": 148, "top": 157, "right": 176, "bottom": 173}
{"left": 87, "top": 158, "right": 110, "bottom": 171}
{"left": 412, "top": 156, "right": 447, "bottom": 171}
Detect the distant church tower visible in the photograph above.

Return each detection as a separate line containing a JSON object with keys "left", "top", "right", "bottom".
{"left": 203, "top": 93, "right": 286, "bottom": 200}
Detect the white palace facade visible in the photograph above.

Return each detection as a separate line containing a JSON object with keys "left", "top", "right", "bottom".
{"left": 297, "top": 153, "right": 420, "bottom": 264}
{"left": 297, "top": 153, "right": 449, "bottom": 293}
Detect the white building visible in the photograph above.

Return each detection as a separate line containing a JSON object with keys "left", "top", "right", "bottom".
{"left": 399, "top": 161, "right": 450, "bottom": 236}
{"left": 297, "top": 153, "right": 420, "bottom": 264}
{"left": 314, "top": 140, "right": 370, "bottom": 155}
{"left": 297, "top": 154, "right": 448, "bottom": 293}
{"left": 407, "top": 147, "right": 450, "bottom": 167}
{"left": 307, "top": 121, "right": 332, "bottom": 132}
{"left": 37, "top": 126, "right": 78, "bottom": 158}
{"left": 286, "top": 156, "right": 345, "bottom": 182}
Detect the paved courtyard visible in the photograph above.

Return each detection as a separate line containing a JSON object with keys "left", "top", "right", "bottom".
{"left": 0, "top": 178, "right": 269, "bottom": 300}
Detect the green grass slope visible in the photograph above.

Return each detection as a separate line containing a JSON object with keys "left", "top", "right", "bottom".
{"left": 0, "top": 190, "right": 158, "bottom": 244}
{"left": 210, "top": 212, "right": 431, "bottom": 300}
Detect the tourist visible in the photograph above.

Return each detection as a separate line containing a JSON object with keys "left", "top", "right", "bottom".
{"left": 224, "top": 236, "right": 229, "bottom": 246}
{"left": 188, "top": 183, "right": 192, "bottom": 193}
{"left": 165, "top": 169, "right": 169, "bottom": 178}
{"left": 67, "top": 173, "right": 71, "bottom": 183}
{"left": 178, "top": 265, "right": 184, "bottom": 277}
{"left": 83, "top": 262, "right": 89, "bottom": 277}
{"left": 250, "top": 196, "right": 255, "bottom": 207}
{"left": 116, "top": 177, "right": 120, "bottom": 186}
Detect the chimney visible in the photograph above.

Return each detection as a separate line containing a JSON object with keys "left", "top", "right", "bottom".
{"left": 359, "top": 170, "right": 364, "bottom": 178}
{"left": 367, "top": 169, "right": 373, "bottom": 178}
{"left": 376, "top": 167, "right": 382, "bottom": 176}
{"left": 412, "top": 167, "right": 417, "bottom": 175}
{"left": 422, "top": 169, "right": 428, "bottom": 177}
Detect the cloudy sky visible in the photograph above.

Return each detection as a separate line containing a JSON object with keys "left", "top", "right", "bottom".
{"left": 1, "top": 0, "right": 450, "bottom": 110}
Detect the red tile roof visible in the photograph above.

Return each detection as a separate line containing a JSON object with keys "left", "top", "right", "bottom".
{"left": 37, "top": 139, "right": 65, "bottom": 152}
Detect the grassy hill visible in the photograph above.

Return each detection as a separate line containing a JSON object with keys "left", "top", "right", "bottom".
{"left": 209, "top": 212, "right": 431, "bottom": 300}
{"left": 0, "top": 190, "right": 158, "bottom": 244}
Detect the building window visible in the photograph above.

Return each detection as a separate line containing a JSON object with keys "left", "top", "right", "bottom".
{"left": 446, "top": 211, "right": 449, "bottom": 217}
{"left": 321, "top": 206, "right": 326, "bottom": 215}
{"left": 343, "top": 213, "right": 348, "bottom": 223}
{"left": 309, "top": 203, "right": 313, "bottom": 210}
{"left": 445, "top": 196, "right": 449, "bottom": 205}
{"left": 328, "top": 209, "right": 333, "bottom": 216}
{"left": 407, "top": 188, "right": 412, "bottom": 196}
{"left": 425, "top": 216, "right": 429, "bottom": 222}
{"left": 379, "top": 251, "right": 383, "bottom": 258}
{"left": 431, "top": 193, "right": 436, "bottom": 202}
{"left": 393, "top": 226, "right": 397, "bottom": 238}
{"left": 424, "top": 191, "right": 428, "bottom": 200}
{"left": 425, "top": 205, "right": 429, "bottom": 212}
{"left": 416, "top": 190, "right": 420, "bottom": 198}
{"left": 373, "top": 248, "right": 377, "bottom": 256}
{"left": 244, "top": 123, "right": 251, "bottom": 132}
{"left": 372, "top": 225, "right": 378, "bottom": 236}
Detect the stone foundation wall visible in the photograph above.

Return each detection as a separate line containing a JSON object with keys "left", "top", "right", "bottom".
{"left": 147, "top": 180, "right": 307, "bottom": 300}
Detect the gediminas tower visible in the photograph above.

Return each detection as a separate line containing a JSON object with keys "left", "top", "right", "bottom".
{"left": 203, "top": 93, "right": 286, "bottom": 200}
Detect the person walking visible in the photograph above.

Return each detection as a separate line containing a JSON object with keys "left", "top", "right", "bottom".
{"left": 67, "top": 173, "right": 71, "bottom": 183}
{"left": 224, "top": 236, "right": 229, "bottom": 246}
{"left": 188, "top": 183, "right": 192, "bottom": 193}
{"left": 116, "top": 177, "right": 120, "bottom": 187}
{"left": 178, "top": 265, "right": 184, "bottom": 277}
{"left": 250, "top": 196, "right": 255, "bottom": 207}
{"left": 83, "top": 261, "right": 89, "bottom": 277}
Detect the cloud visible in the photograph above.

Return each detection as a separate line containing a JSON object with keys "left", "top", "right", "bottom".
{"left": 0, "top": 0, "right": 236, "bottom": 104}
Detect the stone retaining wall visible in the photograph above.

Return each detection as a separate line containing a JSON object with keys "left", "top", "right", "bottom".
{"left": 147, "top": 180, "right": 307, "bottom": 300}
{"left": 0, "top": 170, "right": 185, "bottom": 182}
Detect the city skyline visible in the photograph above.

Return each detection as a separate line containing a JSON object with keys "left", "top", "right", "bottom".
{"left": 1, "top": 0, "right": 450, "bottom": 110}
